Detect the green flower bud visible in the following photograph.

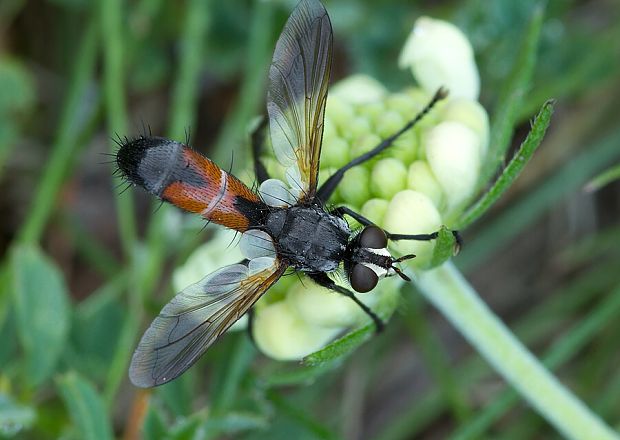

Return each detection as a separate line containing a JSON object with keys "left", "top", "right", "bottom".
{"left": 375, "top": 110, "right": 406, "bottom": 139}
{"left": 407, "top": 160, "right": 444, "bottom": 208}
{"left": 330, "top": 74, "right": 387, "bottom": 104}
{"left": 358, "top": 101, "right": 386, "bottom": 121}
{"left": 321, "top": 136, "right": 350, "bottom": 169}
{"left": 253, "top": 300, "right": 340, "bottom": 360}
{"left": 382, "top": 190, "right": 442, "bottom": 268}
{"left": 361, "top": 198, "right": 389, "bottom": 226}
{"left": 326, "top": 95, "right": 356, "bottom": 128}
{"left": 386, "top": 91, "right": 425, "bottom": 116}
{"left": 424, "top": 121, "right": 481, "bottom": 210}
{"left": 370, "top": 158, "right": 408, "bottom": 200}
{"left": 286, "top": 281, "right": 362, "bottom": 328}
{"left": 350, "top": 133, "right": 382, "bottom": 161}
{"left": 344, "top": 116, "right": 373, "bottom": 142}
{"left": 339, "top": 165, "right": 370, "bottom": 208}
{"left": 391, "top": 129, "right": 419, "bottom": 165}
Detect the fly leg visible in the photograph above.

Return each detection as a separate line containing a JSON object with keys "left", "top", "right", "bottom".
{"left": 332, "top": 205, "right": 462, "bottom": 248}
{"left": 316, "top": 88, "right": 447, "bottom": 202}
{"left": 308, "top": 272, "right": 384, "bottom": 332}
{"left": 251, "top": 116, "right": 270, "bottom": 184}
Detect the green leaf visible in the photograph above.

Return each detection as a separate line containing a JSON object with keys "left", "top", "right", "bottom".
{"left": 142, "top": 405, "right": 168, "bottom": 440}
{"left": 11, "top": 245, "right": 70, "bottom": 387}
{"left": 479, "top": 4, "right": 545, "bottom": 186}
{"left": 428, "top": 226, "right": 457, "bottom": 268}
{"left": 201, "top": 412, "right": 269, "bottom": 437}
{"left": 0, "top": 57, "right": 35, "bottom": 115}
{"left": 458, "top": 100, "right": 555, "bottom": 228}
{"left": 584, "top": 162, "right": 620, "bottom": 192}
{"left": 0, "top": 394, "right": 36, "bottom": 438}
{"left": 260, "top": 362, "right": 339, "bottom": 388}
{"left": 303, "top": 324, "right": 374, "bottom": 367}
{"left": 57, "top": 372, "right": 114, "bottom": 440}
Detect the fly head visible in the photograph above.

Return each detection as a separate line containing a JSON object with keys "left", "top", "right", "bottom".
{"left": 345, "top": 225, "right": 415, "bottom": 293}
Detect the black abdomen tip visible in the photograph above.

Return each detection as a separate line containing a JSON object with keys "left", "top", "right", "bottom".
{"left": 115, "top": 136, "right": 184, "bottom": 195}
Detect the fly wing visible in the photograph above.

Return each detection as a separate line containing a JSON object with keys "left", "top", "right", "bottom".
{"left": 267, "top": 0, "right": 333, "bottom": 201}
{"left": 129, "top": 257, "right": 285, "bottom": 387}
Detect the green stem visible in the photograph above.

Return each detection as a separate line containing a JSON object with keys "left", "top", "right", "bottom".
{"left": 414, "top": 262, "right": 618, "bottom": 440}
{"left": 100, "top": 0, "right": 137, "bottom": 256}
{"left": 211, "top": 0, "right": 273, "bottom": 168}
{"left": 17, "top": 19, "right": 98, "bottom": 245}
{"left": 168, "top": 0, "right": 210, "bottom": 140}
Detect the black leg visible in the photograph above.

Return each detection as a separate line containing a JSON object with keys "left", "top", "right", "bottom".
{"left": 331, "top": 206, "right": 372, "bottom": 226}
{"left": 251, "top": 116, "right": 270, "bottom": 184}
{"left": 317, "top": 88, "right": 447, "bottom": 202}
{"left": 333, "top": 205, "right": 461, "bottom": 247}
{"left": 308, "top": 272, "right": 384, "bottom": 332}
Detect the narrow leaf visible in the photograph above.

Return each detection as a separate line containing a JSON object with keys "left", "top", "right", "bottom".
{"left": 303, "top": 324, "right": 374, "bottom": 366}
{"left": 459, "top": 100, "right": 554, "bottom": 228}
{"left": 261, "top": 362, "right": 339, "bottom": 388}
{"left": 57, "top": 372, "right": 114, "bottom": 440}
{"left": 584, "top": 162, "right": 620, "bottom": 192}
{"left": 11, "top": 245, "right": 70, "bottom": 387}
{"left": 428, "top": 226, "right": 457, "bottom": 268}
{"left": 479, "top": 4, "right": 545, "bottom": 186}
{"left": 201, "top": 412, "right": 269, "bottom": 437}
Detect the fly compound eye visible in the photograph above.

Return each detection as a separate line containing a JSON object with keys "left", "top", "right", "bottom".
{"left": 359, "top": 226, "right": 387, "bottom": 249}
{"left": 350, "top": 264, "right": 379, "bottom": 293}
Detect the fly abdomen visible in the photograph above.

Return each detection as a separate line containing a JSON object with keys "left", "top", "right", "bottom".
{"left": 116, "top": 136, "right": 267, "bottom": 232}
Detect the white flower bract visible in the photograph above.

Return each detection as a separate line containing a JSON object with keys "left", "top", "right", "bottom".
{"left": 424, "top": 121, "right": 481, "bottom": 210}
{"left": 399, "top": 17, "right": 480, "bottom": 100}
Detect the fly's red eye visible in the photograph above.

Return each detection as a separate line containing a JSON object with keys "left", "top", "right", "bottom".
{"left": 350, "top": 264, "right": 379, "bottom": 293}
{"left": 359, "top": 226, "right": 387, "bottom": 249}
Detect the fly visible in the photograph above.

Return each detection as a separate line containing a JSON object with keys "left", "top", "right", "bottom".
{"left": 116, "top": 0, "right": 456, "bottom": 388}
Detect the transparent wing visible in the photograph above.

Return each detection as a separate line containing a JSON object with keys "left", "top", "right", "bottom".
{"left": 267, "top": 0, "right": 333, "bottom": 201}
{"left": 129, "top": 257, "right": 285, "bottom": 387}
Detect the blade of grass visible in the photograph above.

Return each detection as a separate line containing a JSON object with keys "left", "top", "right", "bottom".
{"left": 584, "top": 162, "right": 620, "bottom": 192}
{"left": 478, "top": 4, "right": 544, "bottom": 187}
{"left": 209, "top": 336, "right": 256, "bottom": 416}
{"left": 373, "top": 260, "right": 619, "bottom": 440}
{"left": 100, "top": 0, "right": 137, "bottom": 256}
{"left": 211, "top": 0, "right": 274, "bottom": 169}
{"left": 57, "top": 372, "right": 114, "bottom": 440}
{"left": 107, "top": 0, "right": 211, "bottom": 410}
{"left": 402, "top": 290, "right": 472, "bottom": 422}
{"left": 459, "top": 125, "right": 620, "bottom": 272}
{"left": 458, "top": 100, "right": 554, "bottom": 228}
{"left": 450, "top": 282, "right": 620, "bottom": 440}
{"left": 415, "top": 263, "right": 618, "bottom": 440}
{"left": 59, "top": 213, "right": 121, "bottom": 278}
{"left": 167, "top": 0, "right": 210, "bottom": 140}
{"left": 99, "top": 0, "right": 141, "bottom": 405}
{"left": 17, "top": 19, "right": 98, "bottom": 245}
{"left": 266, "top": 389, "right": 340, "bottom": 440}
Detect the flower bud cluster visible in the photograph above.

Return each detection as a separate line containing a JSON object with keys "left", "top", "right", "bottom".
{"left": 176, "top": 17, "right": 490, "bottom": 360}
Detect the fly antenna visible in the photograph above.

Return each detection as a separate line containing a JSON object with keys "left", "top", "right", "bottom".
{"left": 391, "top": 254, "right": 415, "bottom": 281}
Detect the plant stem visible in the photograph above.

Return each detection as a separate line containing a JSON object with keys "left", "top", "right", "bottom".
{"left": 414, "top": 262, "right": 618, "bottom": 440}
{"left": 17, "top": 19, "right": 98, "bottom": 245}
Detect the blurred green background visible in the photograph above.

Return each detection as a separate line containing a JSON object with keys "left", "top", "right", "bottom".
{"left": 1, "top": 0, "right": 620, "bottom": 438}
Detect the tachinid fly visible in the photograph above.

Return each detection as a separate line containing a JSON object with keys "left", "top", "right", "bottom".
{"left": 116, "top": 0, "right": 456, "bottom": 388}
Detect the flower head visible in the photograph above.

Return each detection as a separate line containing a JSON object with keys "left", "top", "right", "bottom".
{"left": 175, "top": 16, "right": 490, "bottom": 361}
